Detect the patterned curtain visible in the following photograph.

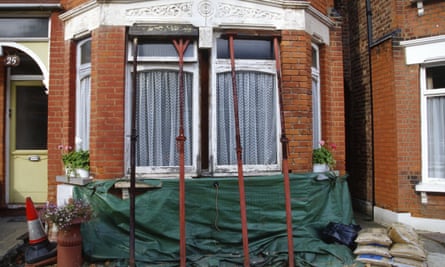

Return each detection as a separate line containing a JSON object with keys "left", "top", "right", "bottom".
{"left": 216, "top": 71, "right": 277, "bottom": 165}
{"left": 136, "top": 70, "right": 193, "bottom": 167}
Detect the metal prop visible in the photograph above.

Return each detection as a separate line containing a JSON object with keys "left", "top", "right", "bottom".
{"left": 273, "top": 37, "right": 295, "bottom": 266}
{"left": 173, "top": 38, "right": 190, "bottom": 267}
{"left": 129, "top": 37, "right": 139, "bottom": 267}
{"left": 228, "top": 35, "right": 250, "bottom": 266}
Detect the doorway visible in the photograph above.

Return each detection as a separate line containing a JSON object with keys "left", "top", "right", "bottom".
{"left": 8, "top": 80, "right": 48, "bottom": 204}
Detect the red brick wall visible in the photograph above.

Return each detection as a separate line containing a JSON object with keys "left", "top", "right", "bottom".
{"left": 341, "top": 1, "right": 374, "bottom": 208}
{"left": 281, "top": 31, "right": 313, "bottom": 171}
{"left": 343, "top": 0, "right": 445, "bottom": 219}
{"left": 310, "top": 0, "right": 335, "bottom": 15}
{"left": 281, "top": 29, "right": 345, "bottom": 173}
{"left": 371, "top": 40, "right": 398, "bottom": 211}
{"left": 60, "top": 0, "right": 90, "bottom": 10}
{"left": 320, "top": 17, "right": 346, "bottom": 173}
{"left": 89, "top": 26, "right": 126, "bottom": 179}
{"left": 47, "top": 11, "right": 75, "bottom": 203}
{"left": 398, "top": 0, "right": 445, "bottom": 39}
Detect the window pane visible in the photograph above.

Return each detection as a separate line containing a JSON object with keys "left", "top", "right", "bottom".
{"left": 0, "top": 18, "right": 48, "bottom": 38}
{"left": 426, "top": 66, "right": 445, "bottom": 89}
{"left": 76, "top": 76, "right": 91, "bottom": 150}
{"left": 312, "top": 47, "right": 318, "bottom": 69}
{"left": 136, "top": 70, "right": 193, "bottom": 167}
{"left": 137, "top": 42, "right": 194, "bottom": 58}
{"left": 80, "top": 40, "right": 91, "bottom": 65}
{"left": 427, "top": 96, "right": 445, "bottom": 178}
{"left": 16, "top": 86, "right": 48, "bottom": 149}
{"left": 216, "top": 71, "right": 277, "bottom": 165}
{"left": 217, "top": 39, "right": 274, "bottom": 59}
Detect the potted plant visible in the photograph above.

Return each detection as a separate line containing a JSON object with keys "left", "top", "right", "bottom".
{"left": 40, "top": 199, "right": 93, "bottom": 267}
{"left": 312, "top": 140, "right": 336, "bottom": 172}
{"left": 60, "top": 147, "right": 90, "bottom": 178}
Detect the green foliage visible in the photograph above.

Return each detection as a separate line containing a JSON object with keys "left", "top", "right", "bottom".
{"left": 62, "top": 149, "right": 90, "bottom": 171}
{"left": 312, "top": 141, "right": 336, "bottom": 169}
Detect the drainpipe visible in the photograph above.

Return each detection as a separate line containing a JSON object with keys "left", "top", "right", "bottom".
{"left": 365, "top": 0, "right": 376, "bottom": 221}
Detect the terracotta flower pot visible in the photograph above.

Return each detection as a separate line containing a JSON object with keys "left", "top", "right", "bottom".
{"left": 57, "top": 223, "right": 83, "bottom": 267}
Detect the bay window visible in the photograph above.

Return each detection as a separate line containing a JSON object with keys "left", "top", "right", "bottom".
{"left": 127, "top": 35, "right": 280, "bottom": 177}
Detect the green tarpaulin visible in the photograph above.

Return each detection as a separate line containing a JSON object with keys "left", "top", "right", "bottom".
{"left": 73, "top": 173, "right": 358, "bottom": 266}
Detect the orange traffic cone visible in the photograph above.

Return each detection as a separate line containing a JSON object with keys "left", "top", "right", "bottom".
{"left": 24, "top": 197, "right": 57, "bottom": 264}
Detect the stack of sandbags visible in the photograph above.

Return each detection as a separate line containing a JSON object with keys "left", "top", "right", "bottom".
{"left": 354, "top": 227, "right": 393, "bottom": 266}
{"left": 388, "top": 223, "right": 427, "bottom": 267}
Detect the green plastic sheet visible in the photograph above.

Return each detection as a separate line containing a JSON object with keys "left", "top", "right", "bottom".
{"left": 73, "top": 173, "right": 357, "bottom": 266}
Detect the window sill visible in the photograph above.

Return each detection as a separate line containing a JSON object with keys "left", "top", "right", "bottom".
{"left": 415, "top": 183, "right": 445, "bottom": 204}
{"left": 415, "top": 182, "right": 445, "bottom": 193}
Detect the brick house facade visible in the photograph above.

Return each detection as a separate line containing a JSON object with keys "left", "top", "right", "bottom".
{"left": 0, "top": 0, "right": 347, "bottom": 207}
{"left": 341, "top": 0, "right": 445, "bottom": 230}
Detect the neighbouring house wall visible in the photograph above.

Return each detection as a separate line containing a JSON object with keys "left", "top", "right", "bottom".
{"left": 343, "top": 0, "right": 445, "bottom": 220}
{"left": 371, "top": 40, "right": 399, "bottom": 211}
{"left": 341, "top": 1, "right": 374, "bottom": 213}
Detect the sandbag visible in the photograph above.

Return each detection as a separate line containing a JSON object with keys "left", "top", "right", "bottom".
{"left": 390, "top": 243, "right": 426, "bottom": 261}
{"left": 388, "top": 223, "right": 419, "bottom": 245}
{"left": 393, "top": 256, "right": 427, "bottom": 267}
{"left": 353, "top": 244, "right": 391, "bottom": 257}
{"left": 355, "top": 254, "right": 393, "bottom": 267}
{"left": 355, "top": 227, "right": 392, "bottom": 246}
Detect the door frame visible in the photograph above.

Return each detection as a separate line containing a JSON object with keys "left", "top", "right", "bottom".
{"left": 5, "top": 71, "right": 45, "bottom": 207}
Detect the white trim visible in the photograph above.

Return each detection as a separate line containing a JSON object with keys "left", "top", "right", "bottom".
{"left": 418, "top": 64, "right": 445, "bottom": 193}
{"left": 374, "top": 206, "right": 445, "bottom": 233}
{"left": 416, "top": 183, "right": 445, "bottom": 193}
{"left": 60, "top": 0, "right": 332, "bottom": 44}
{"left": 400, "top": 35, "right": 445, "bottom": 65}
{"left": 0, "top": 42, "right": 49, "bottom": 88}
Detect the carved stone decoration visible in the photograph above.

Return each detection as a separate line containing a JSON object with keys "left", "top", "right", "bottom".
{"left": 126, "top": 2, "right": 192, "bottom": 18}
{"left": 216, "top": 3, "right": 281, "bottom": 21}
{"left": 198, "top": 0, "right": 215, "bottom": 18}
{"left": 199, "top": 26, "right": 213, "bottom": 48}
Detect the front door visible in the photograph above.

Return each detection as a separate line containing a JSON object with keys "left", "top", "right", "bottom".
{"left": 9, "top": 80, "right": 48, "bottom": 204}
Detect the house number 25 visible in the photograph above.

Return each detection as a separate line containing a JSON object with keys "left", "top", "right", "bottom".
{"left": 4, "top": 54, "right": 20, "bottom": 67}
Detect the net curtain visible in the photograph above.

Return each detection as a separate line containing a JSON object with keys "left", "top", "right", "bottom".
{"left": 216, "top": 71, "right": 277, "bottom": 165}
{"left": 427, "top": 96, "right": 445, "bottom": 178}
{"left": 136, "top": 70, "right": 193, "bottom": 167}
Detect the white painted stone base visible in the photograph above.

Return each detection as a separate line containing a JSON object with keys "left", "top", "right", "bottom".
{"left": 56, "top": 184, "right": 74, "bottom": 207}
{"left": 374, "top": 206, "right": 445, "bottom": 233}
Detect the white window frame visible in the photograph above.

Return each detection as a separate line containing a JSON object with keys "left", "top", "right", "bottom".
{"left": 125, "top": 41, "right": 200, "bottom": 177}
{"left": 210, "top": 36, "right": 282, "bottom": 176}
{"left": 401, "top": 35, "right": 445, "bottom": 193}
{"left": 312, "top": 43, "right": 321, "bottom": 148}
{"left": 75, "top": 38, "right": 91, "bottom": 151}
{"left": 419, "top": 63, "right": 445, "bottom": 192}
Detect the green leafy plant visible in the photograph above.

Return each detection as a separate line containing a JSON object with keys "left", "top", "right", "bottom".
{"left": 312, "top": 140, "right": 336, "bottom": 169}
{"left": 39, "top": 199, "right": 93, "bottom": 231}
{"left": 59, "top": 145, "right": 90, "bottom": 171}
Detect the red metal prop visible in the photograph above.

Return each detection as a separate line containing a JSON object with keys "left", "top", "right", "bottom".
{"left": 229, "top": 35, "right": 250, "bottom": 267}
{"left": 173, "top": 38, "right": 190, "bottom": 267}
{"left": 274, "top": 37, "right": 295, "bottom": 267}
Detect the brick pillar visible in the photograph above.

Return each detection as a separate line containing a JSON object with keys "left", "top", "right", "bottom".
{"left": 90, "top": 26, "right": 126, "bottom": 179}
